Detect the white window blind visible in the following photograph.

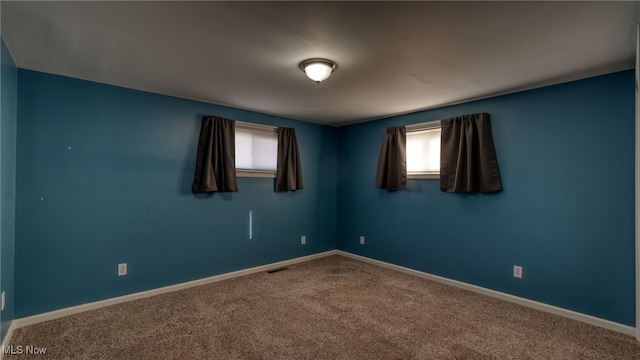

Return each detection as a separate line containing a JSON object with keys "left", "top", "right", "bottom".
{"left": 235, "top": 122, "right": 278, "bottom": 173}
{"left": 406, "top": 121, "right": 441, "bottom": 178}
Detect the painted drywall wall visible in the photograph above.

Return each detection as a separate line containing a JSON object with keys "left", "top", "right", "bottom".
{"left": 337, "top": 70, "right": 636, "bottom": 326}
{"left": 1, "top": 37, "right": 17, "bottom": 341}
{"left": 10, "top": 66, "right": 636, "bottom": 327}
{"left": 15, "top": 70, "right": 337, "bottom": 318}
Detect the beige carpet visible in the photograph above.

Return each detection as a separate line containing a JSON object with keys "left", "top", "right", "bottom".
{"left": 6, "top": 255, "right": 640, "bottom": 359}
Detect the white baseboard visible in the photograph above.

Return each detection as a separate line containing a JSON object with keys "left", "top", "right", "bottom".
{"left": 13, "top": 250, "right": 338, "bottom": 329}
{"left": 0, "top": 320, "right": 17, "bottom": 360}
{"left": 336, "top": 250, "right": 637, "bottom": 337}
{"left": 9, "top": 249, "right": 636, "bottom": 339}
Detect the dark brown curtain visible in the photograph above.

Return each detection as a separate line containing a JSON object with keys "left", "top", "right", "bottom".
{"left": 375, "top": 126, "right": 407, "bottom": 191}
{"left": 440, "top": 113, "right": 502, "bottom": 193}
{"left": 191, "top": 116, "right": 238, "bottom": 193}
{"left": 276, "top": 127, "right": 303, "bottom": 192}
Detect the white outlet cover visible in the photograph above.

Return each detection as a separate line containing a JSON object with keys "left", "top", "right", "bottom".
{"left": 1, "top": 291, "right": 5, "bottom": 311}
{"left": 118, "top": 263, "right": 127, "bottom": 276}
{"left": 513, "top": 265, "right": 523, "bottom": 278}
{"left": 301, "top": 236, "right": 306, "bottom": 244}
{"left": 359, "top": 236, "right": 365, "bottom": 245}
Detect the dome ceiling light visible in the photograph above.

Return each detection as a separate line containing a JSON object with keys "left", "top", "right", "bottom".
{"left": 299, "top": 58, "right": 337, "bottom": 83}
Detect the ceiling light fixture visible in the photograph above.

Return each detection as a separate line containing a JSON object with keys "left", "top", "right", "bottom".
{"left": 299, "top": 58, "right": 337, "bottom": 83}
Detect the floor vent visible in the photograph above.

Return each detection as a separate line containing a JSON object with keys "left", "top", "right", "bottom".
{"left": 266, "top": 267, "right": 289, "bottom": 274}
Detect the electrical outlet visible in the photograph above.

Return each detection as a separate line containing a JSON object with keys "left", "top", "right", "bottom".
{"left": 301, "top": 235, "right": 306, "bottom": 245}
{"left": 118, "top": 263, "right": 127, "bottom": 276}
{"left": 513, "top": 265, "right": 523, "bottom": 279}
{"left": 1, "top": 291, "right": 5, "bottom": 311}
{"left": 359, "top": 236, "right": 365, "bottom": 245}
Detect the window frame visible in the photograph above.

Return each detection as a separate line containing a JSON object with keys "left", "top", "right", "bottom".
{"left": 235, "top": 121, "right": 278, "bottom": 178}
{"left": 405, "top": 120, "right": 441, "bottom": 180}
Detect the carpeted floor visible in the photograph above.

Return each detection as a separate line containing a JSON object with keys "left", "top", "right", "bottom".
{"left": 6, "top": 255, "right": 640, "bottom": 359}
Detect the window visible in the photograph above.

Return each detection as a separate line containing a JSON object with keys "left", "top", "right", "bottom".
{"left": 235, "top": 122, "right": 278, "bottom": 178}
{"left": 406, "top": 121, "right": 441, "bottom": 179}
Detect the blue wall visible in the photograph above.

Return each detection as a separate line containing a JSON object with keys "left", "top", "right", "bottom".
{"left": 15, "top": 70, "right": 337, "bottom": 317}
{"left": 10, "top": 67, "right": 637, "bottom": 327}
{"left": 1, "top": 38, "right": 18, "bottom": 342}
{"left": 337, "top": 71, "right": 636, "bottom": 326}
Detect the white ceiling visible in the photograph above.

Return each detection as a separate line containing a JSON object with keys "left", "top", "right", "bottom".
{"left": 1, "top": 1, "right": 639, "bottom": 126}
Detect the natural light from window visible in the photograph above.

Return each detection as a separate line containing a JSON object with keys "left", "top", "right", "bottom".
{"left": 406, "top": 127, "right": 441, "bottom": 176}
{"left": 235, "top": 126, "right": 278, "bottom": 172}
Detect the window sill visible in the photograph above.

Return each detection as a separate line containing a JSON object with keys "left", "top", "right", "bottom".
{"left": 237, "top": 170, "right": 276, "bottom": 178}
{"left": 408, "top": 173, "right": 440, "bottom": 180}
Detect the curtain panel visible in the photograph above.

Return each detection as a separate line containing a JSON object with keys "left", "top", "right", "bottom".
{"left": 440, "top": 113, "right": 502, "bottom": 193}
{"left": 375, "top": 126, "right": 407, "bottom": 191}
{"left": 276, "top": 127, "right": 304, "bottom": 192}
{"left": 191, "top": 116, "right": 238, "bottom": 193}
